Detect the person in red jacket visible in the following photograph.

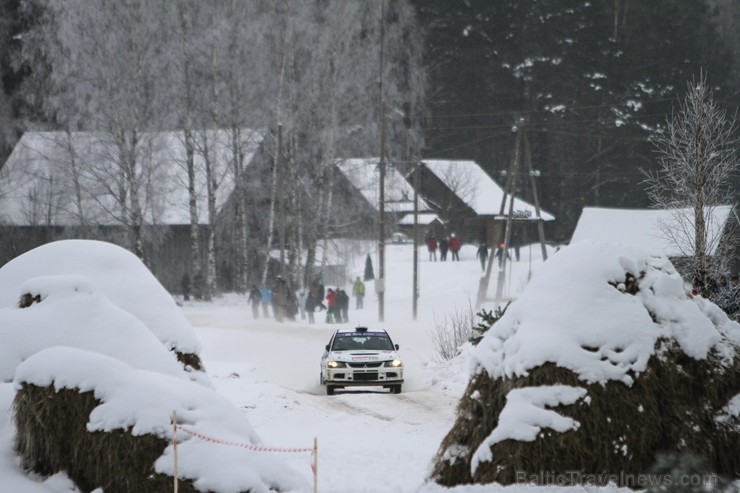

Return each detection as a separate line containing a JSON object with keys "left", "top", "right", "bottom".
{"left": 449, "top": 233, "right": 461, "bottom": 261}
{"left": 426, "top": 235, "right": 438, "bottom": 261}
{"left": 325, "top": 288, "right": 338, "bottom": 323}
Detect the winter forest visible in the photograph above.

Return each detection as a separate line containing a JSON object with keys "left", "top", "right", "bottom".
{"left": 0, "top": 0, "right": 739, "bottom": 296}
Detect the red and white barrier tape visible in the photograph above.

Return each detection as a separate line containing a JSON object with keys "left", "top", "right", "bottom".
{"left": 175, "top": 425, "right": 313, "bottom": 454}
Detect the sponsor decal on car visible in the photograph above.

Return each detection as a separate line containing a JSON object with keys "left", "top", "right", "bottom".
{"left": 351, "top": 355, "right": 379, "bottom": 361}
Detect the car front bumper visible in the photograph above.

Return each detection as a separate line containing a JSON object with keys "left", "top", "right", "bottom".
{"left": 324, "top": 366, "right": 403, "bottom": 386}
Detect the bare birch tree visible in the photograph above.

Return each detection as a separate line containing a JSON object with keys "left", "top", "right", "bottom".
{"left": 20, "top": 0, "right": 172, "bottom": 262}
{"left": 252, "top": 0, "right": 425, "bottom": 289}
{"left": 644, "top": 75, "right": 738, "bottom": 297}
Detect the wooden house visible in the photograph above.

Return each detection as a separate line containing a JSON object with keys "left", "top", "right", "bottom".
{"left": 406, "top": 159, "right": 555, "bottom": 246}
{"left": 0, "top": 129, "right": 264, "bottom": 293}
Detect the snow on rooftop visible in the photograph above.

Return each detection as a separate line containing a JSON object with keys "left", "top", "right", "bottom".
{"left": 335, "top": 158, "right": 431, "bottom": 214}
{"left": 571, "top": 206, "right": 736, "bottom": 257}
{"left": 0, "top": 240, "right": 201, "bottom": 356}
{"left": 472, "top": 239, "right": 740, "bottom": 387}
{"left": 398, "top": 212, "right": 443, "bottom": 225}
{"left": 0, "top": 129, "right": 263, "bottom": 226}
{"left": 421, "top": 159, "right": 555, "bottom": 220}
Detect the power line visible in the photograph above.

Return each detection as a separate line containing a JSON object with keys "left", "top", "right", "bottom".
{"left": 428, "top": 97, "right": 677, "bottom": 120}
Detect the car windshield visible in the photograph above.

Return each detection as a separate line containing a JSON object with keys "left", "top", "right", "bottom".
{"left": 331, "top": 332, "right": 395, "bottom": 351}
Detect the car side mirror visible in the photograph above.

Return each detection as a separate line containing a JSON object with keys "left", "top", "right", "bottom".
{"left": 325, "top": 344, "right": 330, "bottom": 351}
{"left": 395, "top": 344, "right": 399, "bottom": 350}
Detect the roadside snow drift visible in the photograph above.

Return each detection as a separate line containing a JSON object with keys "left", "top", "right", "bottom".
{"left": 0, "top": 241, "right": 307, "bottom": 492}
{"left": 0, "top": 275, "right": 185, "bottom": 382}
{"left": 431, "top": 240, "right": 740, "bottom": 487}
{"left": 0, "top": 239, "right": 201, "bottom": 356}
{"left": 14, "top": 347, "right": 308, "bottom": 493}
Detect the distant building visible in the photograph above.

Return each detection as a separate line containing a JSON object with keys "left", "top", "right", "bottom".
{"left": 0, "top": 129, "right": 264, "bottom": 292}
{"left": 407, "top": 159, "right": 555, "bottom": 246}
{"left": 330, "top": 158, "right": 438, "bottom": 239}
{"left": 571, "top": 205, "right": 740, "bottom": 276}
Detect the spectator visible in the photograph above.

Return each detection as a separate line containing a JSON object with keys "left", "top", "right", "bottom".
{"left": 273, "top": 276, "right": 287, "bottom": 322}
{"left": 476, "top": 243, "right": 489, "bottom": 272}
{"left": 325, "top": 288, "right": 337, "bottom": 323}
{"left": 426, "top": 235, "right": 438, "bottom": 261}
{"left": 449, "top": 233, "right": 461, "bottom": 261}
{"left": 338, "top": 288, "right": 350, "bottom": 323}
{"left": 305, "top": 288, "right": 318, "bottom": 324}
{"left": 248, "top": 284, "right": 261, "bottom": 319}
{"left": 439, "top": 236, "right": 449, "bottom": 261}
{"left": 352, "top": 276, "right": 366, "bottom": 309}
{"left": 495, "top": 242, "right": 511, "bottom": 266}
{"left": 260, "top": 285, "right": 272, "bottom": 318}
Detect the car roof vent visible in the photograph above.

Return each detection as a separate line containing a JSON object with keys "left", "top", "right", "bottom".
{"left": 355, "top": 326, "right": 368, "bottom": 333}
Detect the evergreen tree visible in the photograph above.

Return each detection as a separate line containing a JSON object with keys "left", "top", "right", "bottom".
{"left": 364, "top": 254, "right": 374, "bottom": 281}
{"left": 413, "top": 0, "right": 736, "bottom": 240}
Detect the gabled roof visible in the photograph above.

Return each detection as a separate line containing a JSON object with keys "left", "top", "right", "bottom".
{"left": 397, "top": 212, "right": 444, "bottom": 226}
{"left": 571, "top": 206, "right": 737, "bottom": 256}
{"left": 334, "top": 158, "right": 432, "bottom": 215}
{"left": 420, "top": 159, "right": 555, "bottom": 221}
{"left": 0, "top": 129, "right": 263, "bottom": 226}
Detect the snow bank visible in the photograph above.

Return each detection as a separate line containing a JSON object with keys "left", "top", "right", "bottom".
{"left": 0, "top": 274, "right": 186, "bottom": 382}
{"left": 0, "top": 240, "right": 201, "bottom": 354}
{"left": 14, "top": 347, "right": 308, "bottom": 493}
{"left": 473, "top": 240, "right": 739, "bottom": 386}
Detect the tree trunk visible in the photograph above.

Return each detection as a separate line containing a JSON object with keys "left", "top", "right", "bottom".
{"left": 693, "top": 112, "right": 708, "bottom": 293}
{"left": 231, "top": 127, "right": 248, "bottom": 293}
{"left": 203, "top": 132, "right": 217, "bottom": 301}
{"left": 185, "top": 128, "right": 201, "bottom": 296}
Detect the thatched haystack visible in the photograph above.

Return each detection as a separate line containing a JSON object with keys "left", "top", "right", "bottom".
{"left": 12, "top": 346, "right": 307, "bottom": 493}
{"left": 431, "top": 354, "right": 739, "bottom": 487}
{"left": 429, "top": 241, "right": 740, "bottom": 488}
{"left": 14, "top": 384, "right": 203, "bottom": 493}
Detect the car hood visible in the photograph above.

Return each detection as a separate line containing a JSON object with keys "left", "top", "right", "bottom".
{"left": 329, "top": 350, "right": 398, "bottom": 363}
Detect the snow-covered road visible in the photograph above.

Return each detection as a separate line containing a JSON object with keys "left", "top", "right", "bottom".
{"left": 186, "top": 305, "right": 465, "bottom": 493}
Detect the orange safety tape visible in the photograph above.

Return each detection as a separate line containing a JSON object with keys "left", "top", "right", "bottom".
{"left": 175, "top": 425, "right": 313, "bottom": 454}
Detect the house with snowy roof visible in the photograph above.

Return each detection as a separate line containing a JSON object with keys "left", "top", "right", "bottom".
{"left": 406, "top": 159, "right": 555, "bottom": 245}
{"left": 571, "top": 205, "right": 740, "bottom": 276}
{"left": 329, "top": 158, "right": 440, "bottom": 239}
{"left": 0, "top": 129, "right": 265, "bottom": 292}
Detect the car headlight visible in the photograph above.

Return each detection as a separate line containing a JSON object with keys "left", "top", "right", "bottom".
{"left": 384, "top": 359, "right": 403, "bottom": 368}
{"left": 327, "top": 360, "right": 346, "bottom": 368}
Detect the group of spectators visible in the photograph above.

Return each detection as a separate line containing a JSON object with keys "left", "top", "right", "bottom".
{"left": 425, "top": 232, "right": 461, "bottom": 261}
{"left": 247, "top": 276, "right": 299, "bottom": 323}
{"left": 247, "top": 275, "right": 368, "bottom": 325}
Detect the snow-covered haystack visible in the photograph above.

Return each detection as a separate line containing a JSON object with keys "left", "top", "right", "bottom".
{"left": 13, "top": 348, "right": 308, "bottom": 493}
{"left": 0, "top": 275, "right": 187, "bottom": 383}
{"left": 430, "top": 240, "right": 740, "bottom": 487}
{"left": 0, "top": 240, "right": 204, "bottom": 376}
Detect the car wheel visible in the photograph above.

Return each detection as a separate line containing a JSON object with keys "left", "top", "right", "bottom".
{"left": 391, "top": 384, "right": 402, "bottom": 394}
{"left": 326, "top": 385, "right": 335, "bottom": 396}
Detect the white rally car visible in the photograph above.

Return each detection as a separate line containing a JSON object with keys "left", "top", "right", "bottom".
{"left": 320, "top": 327, "right": 404, "bottom": 395}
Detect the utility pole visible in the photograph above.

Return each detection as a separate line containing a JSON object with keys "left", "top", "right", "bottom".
{"left": 377, "top": 0, "right": 386, "bottom": 322}
{"left": 278, "top": 123, "right": 285, "bottom": 279}
{"left": 412, "top": 160, "right": 419, "bottom": 320}
{"left": 476, "top": 116, "right": 548, "bottom": 308}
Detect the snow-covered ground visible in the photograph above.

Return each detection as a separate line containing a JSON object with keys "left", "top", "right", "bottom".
{"left": 176, "top": 241, "right": 615, "bottom": 493}
{"left": 3, "top": 238, "right": 733, "bottom": 493}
